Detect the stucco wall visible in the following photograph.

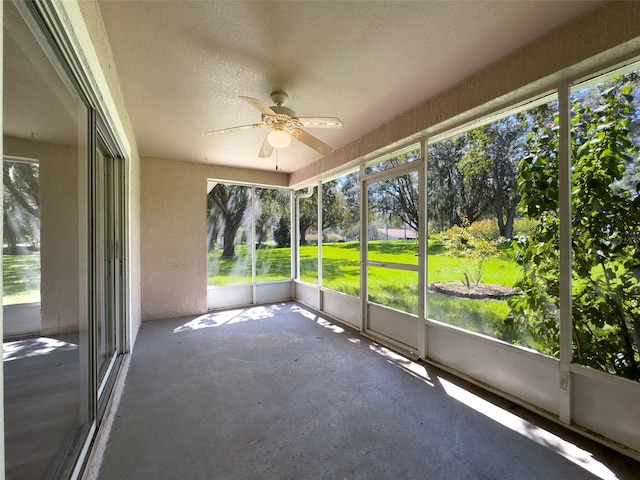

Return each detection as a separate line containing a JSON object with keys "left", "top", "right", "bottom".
{"left": 140, "top": 156, "right": 288, "bottom": 320}
{"left": 4, "top": 136, "right": 81, "bottom": 335}
{"left": 141, "top": 158, "right": 206, "bottom": 319}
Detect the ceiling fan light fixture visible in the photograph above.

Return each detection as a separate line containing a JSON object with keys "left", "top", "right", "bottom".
{"left": 267, "top": 128, "right": 291, "bottom": 149}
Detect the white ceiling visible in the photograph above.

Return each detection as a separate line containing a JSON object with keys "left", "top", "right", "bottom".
{"left": 98, "top": 1, "right": 600, "bottom": 172}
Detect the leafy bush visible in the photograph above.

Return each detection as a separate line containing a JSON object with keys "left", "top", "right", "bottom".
{"left": 466, "top": 219, "right": 501, "bottom": 241}
{"left": 512, "top": 218, "right": 538, "bottom": 237}
{"left": 442, "top": 219, "right": 499, "bottom": 289}
{"left": 510, "top": 78, "right": 640, "bottom": 380}
{"left": 323, "top": 232, "right": 344, "bottom": 243}
{"left": 273, "top": 216, "right": 290, "bottom": 248}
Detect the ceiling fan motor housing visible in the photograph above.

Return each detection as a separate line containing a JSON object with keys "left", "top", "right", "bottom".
{"left": 270, "top": 105, "right": 296, "bottom": 118}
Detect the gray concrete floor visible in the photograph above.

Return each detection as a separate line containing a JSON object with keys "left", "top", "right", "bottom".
{"left": 97, "top": 302, "right": 640, "bottom": 480}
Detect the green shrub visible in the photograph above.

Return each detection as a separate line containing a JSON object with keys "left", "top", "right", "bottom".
{"left": 512, "top": 218, "right": 538, "bottom": 237}
{"left": 442, "top": 220, "right": 499, "bottom": 289}
{"left": 324, "top": 232, "right": 344, "bottom": 243}
{"left": 467, "top": 219, "right": 501, "bottom": 241}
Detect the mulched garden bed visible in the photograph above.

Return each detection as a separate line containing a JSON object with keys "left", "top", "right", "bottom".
{"left": 429, "top": 281, "right": 516, "bottom": 300}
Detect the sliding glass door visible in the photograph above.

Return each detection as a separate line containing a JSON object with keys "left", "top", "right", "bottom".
{"left": 94, "top": 143, "right": 125, "bottom": 401}
{"left": 3, "top": 1, "right": 128, "bottom": 477}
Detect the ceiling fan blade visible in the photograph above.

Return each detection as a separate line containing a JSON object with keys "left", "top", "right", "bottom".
{"left": 296, "top": 117, "right": 343, "bottom": 128}
{"left": 240, "top": 96, "right": 277, "bottom": 116}
{"left": 258, "top": 134, "right": 274, "bottom": 158}
{"left": 206, "top": 123, "right": 265, "bottom": 136}
{"left": 292, "top": 128, "right": 334, "bottom": 156}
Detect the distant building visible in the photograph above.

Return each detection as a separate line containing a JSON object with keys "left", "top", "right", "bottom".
{"left": 378, "top": 227, "right": 417, "bottom": 240}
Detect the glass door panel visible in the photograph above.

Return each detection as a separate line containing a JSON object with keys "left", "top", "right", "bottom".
{"left": 3, "top": 2, "right": 91, "bottom": 477}
{"left": 96, "top": 146, "right": 121, "bottom": 386}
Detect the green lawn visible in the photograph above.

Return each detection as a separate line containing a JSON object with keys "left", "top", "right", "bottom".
{"left": 206, "top": 240, "right": 530, "bottom": 346}
{"left": 3, "top": 253, "right": 41, "bottom": 304}
{"left": 5, "top": 241, "right": 531, "bottom": 346}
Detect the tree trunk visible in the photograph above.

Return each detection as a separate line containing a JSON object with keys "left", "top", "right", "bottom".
{"left": 221, "top": 227, "right": 236, "bottom": 258}
{"left": 503, "top": 207, "right": 516, "bottom": 239}
{"left": 4, "top": 221, "right": 18, "bottom": 254}
{"left": 299, "top": 227, "right": 308, "bottom": 246}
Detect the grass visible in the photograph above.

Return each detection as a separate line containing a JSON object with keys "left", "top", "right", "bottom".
{"left": 206, "top": 240, "right": 530, "bottom": 345}
{"left": 5, "top": 241, "right": 531, "bottom": 346}
{"left": 3, "top": 253, "right": 41, "bottom": 304}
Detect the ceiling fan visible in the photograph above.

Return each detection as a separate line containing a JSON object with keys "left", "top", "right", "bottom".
{"left": 206, "top": 90, "right": 343, "bottom": 158}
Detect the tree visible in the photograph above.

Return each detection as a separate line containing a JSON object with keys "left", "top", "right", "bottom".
{"left": 298, "top": 184, "right": 344, "bottom": 245}
{"left": 255, "top": 188, "right": 289, "bottom": 248}
{"left": 207, "top": 184, "right": 250, "bottom": 258}
{"left": 298, "top": 187, "right": 317, "bottom": 246}
{"left": 367, "top": 153, "right": 420, "bottom": 232}
{"left": 273, "top": 215, "right": 290, "bottom": 248}
{"left": 3, "top": 161, "right": 40, "bottom": 254}
{"left": 428, "top": 137, "right": 467, "bottom": 230}
{"left": 207, "top": 191, "right": 222, "bottom": 253}
{"left": 483, "top": 116, "right": 528, "bottom": 238}
{"left": 322, "top": 179, "right": 347, "bottom": 240}
{"left": 510, "top": 76, "right": 640, "bottom": 380}
{"left": 340, "top": 172, "right": 361, "bottom": 239}
{"left": 442, "top": 216, "right": 499, "bottom": 290}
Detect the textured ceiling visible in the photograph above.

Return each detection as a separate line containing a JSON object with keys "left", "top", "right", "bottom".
{"left": 30, "top": 1, "right": 607, "bottom": 173}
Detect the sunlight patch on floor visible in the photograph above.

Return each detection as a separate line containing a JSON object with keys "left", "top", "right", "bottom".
{"left": 369, "top": 343, "right": 435, "bottom": 387}
{"left": 439, "top": 377, "right": 618, "bottom": 480}
{"left": 173, "top": 305, "right": 279, "bottom": 333}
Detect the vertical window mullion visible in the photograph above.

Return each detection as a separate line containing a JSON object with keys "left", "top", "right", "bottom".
{"left": 360, "top": 163, "right": 367, "bottom": 333}
{"left": 418, "top": 140, "right": 428, "bottom": 359}
{"left": 317, "top": 181, "right": 323, "bottom": 288}
{"left": 558, "top": 81, "right": 573, "bottom": 424}
{"left": 251, "top": 186, "right": 257, "bottom": 302}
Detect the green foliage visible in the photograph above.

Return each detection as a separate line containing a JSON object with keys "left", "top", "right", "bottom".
{"left": 508, "top": 211, "right": 561, "bottom": 356}
{"left": 323, "top": 233, "right": 344, "bottom": 243}
{"left": 207, "top": 184, "right": 250, "bottom": 258}
{"left": 442, "top": 218, "right": 500, "bottom": 289}
{"left": 466, "top": 219, "right": 501, "bottom": 241}
{"left": 511, "top": 218, "right": 538, "bottom": 238}
{"left": 368, "top": 157, "right": 420, "bottom": 232}
{"left": 273, "top": 216, "right": 290, "bottom": 248}
{"left": 570, "top": 81, "right": 640, "bottom": 379}
{"left": 511, "top": 77, "right": 640, "bottom": 380}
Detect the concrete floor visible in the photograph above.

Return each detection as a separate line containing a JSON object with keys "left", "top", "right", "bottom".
{"left": 97, "top": 302, "right": 640, "bottom": 480}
